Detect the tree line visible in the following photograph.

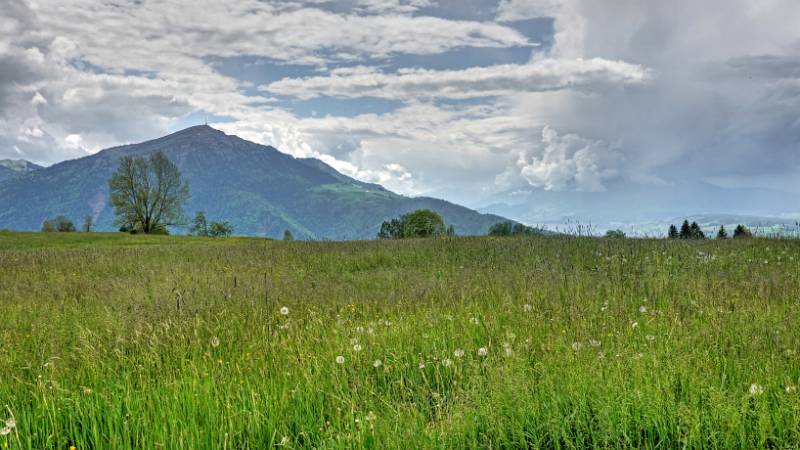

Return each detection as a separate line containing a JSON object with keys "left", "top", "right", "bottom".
{"left": 667, "top": 220, "right": 753, "bottom": 239}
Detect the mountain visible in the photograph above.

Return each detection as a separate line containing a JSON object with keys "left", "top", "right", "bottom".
{"left": 0, "top": 125, "right": 509, "bottom": 239}
{"left": 0, "top": 159, "right": 42, "bottom": 183}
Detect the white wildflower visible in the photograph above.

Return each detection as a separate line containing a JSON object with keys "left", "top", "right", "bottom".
{"left": 280, "top": 306, "right": 289, "bottom": 316}
{"left": 749, "top": 383, "right": 764, "bottom": 396}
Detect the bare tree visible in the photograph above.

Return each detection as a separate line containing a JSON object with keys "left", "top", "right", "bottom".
{"left": 108, "top": 150, "right": 189, "bottom": 234}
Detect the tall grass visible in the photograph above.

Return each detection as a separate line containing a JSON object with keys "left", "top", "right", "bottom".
{"left": 0, "top": 232, "right": 799, "bottom": 448}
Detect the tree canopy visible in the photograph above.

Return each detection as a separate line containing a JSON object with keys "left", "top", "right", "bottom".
{"left": 108, "top": 150, "right": 189, "bottom": 234}
{"left": 488, "top": 221, "right": 541, "bottom": 237}
{"left": 378, "top": 210, "right": 449, "bottom": 239}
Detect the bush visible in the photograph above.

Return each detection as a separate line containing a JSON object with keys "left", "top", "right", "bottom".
{"left": 489, "top": 221, "right": 541, "bottom": 237}
{"left": 208, "top": 221, "right": 233, "bottom": 238}
{"left": 605, "top": 229, "right": 626, "bottom": 239}
{"left": 42, "top": 216, "right": 76, "bottom": 233}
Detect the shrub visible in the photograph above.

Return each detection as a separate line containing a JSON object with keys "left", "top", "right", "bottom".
{"left": 42, "top": 216, "right": 76, "bottom": 233}
{"left": 208, "top": 221, "right": 233, "bottom": 238}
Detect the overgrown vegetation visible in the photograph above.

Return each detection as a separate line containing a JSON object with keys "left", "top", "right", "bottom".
{"left": 1, "top": 232, "right": 799, "bottom": 448}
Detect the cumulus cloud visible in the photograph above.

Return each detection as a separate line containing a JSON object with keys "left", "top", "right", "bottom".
{"left": 263, "top": 58, "right": 649, "bottom": 100}
{"left": 516, "top": 126, "right": 622, "bottom": 191}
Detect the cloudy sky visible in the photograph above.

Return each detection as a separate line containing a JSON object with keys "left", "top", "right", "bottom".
{"left": 2, "top": 0, "right": 799, "bottom": 211}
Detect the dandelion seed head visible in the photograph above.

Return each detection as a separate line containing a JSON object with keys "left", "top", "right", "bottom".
{"left": 210, "top": 336, "right": 220, "bottom": 348}
{"left": 418, "top": 362, "right": 426, "bottom": 369}
{"left": 571, "top": 342, "right": 582, "bottom": 351}
{"left": 442, "top": 358, "right": 453, "bottom": 367}
{"left": 478, "top": 347, "right": 488, "bottom": 357}
{"left": 749, "top": 383, "right": 764, "bottom": 395}
{"left": 353, "top": 344, "right": 362, "bottom": 352}
{"left": 523, "top": 304, "right": 532, "bottom": 312}
{"left": 786, "top": 385, "right": 797, "bottom": 394}
{"left": 639, "top": 305, "right": 648, "bottom": 313}
{"left": 469, "top": 317, "right": 479, "bottom": 325}
{"left": 631, "top": 322, "right": 639, "bottom": 329}
{"left": 646, "top": 334, "right": 655, "bottom": 341}
{"left": 373, "top": 359, "right": 382, "bottom": 368}
{"left": 336, "top": 355, "right": 345, "bottom": 364}
{"left": 454, "top": 349, "right": 465, "bottom": 358}
{"left": 280, "top": 306, "right": 289, "bottom": 316}
{"left": 0, "top": 427, "right": 10, "bottom": 436}
{"left": 589, "top": 339, "right": 601, "bottom": 347}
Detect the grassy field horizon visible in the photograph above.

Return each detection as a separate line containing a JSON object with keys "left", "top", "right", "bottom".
{"left": 1, "top": 231, "right": 799, "bottom": 448}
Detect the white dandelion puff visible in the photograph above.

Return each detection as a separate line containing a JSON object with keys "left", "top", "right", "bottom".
{"left": 373, "top": 359, "right": 382, "bottom": 368}
{"left": 4, "top": 418, "right": 14, "bottom": 429}
{"left": 786, "top": 385, "right": 797, "bottom": 394}
{"left": 442, "top": 358, "right": 453, "bottom": 367}
{"left": 336, "top": 355, "right": 345, "bottom": 364}
{"left": 0, "top": 427, "right": 10, "bottom": 436}
{"left": 631, "top": 322, "right": 639, "bottom": 329}
{"left": 523, "top": 304, "right": 532, "bottom": 312}
{"left": 454, "top": 349, "right": 465, "bottom": 358}
{"left": 353, "top": 344, "right": 362, "bottom": 352}
{"left": 646, "top": 335, "right": 655, "bottom": 342}
{"left": 418, "top": 362, "right": 426, "bottom": 369}
{"left": 639, "top": 305, "right": 648, "bottom": 314}
{"left": 749, "top": 383, "right": 764, "bottom": 396}
{"left": 571, "top": 342, "right": 582, "bottom": 351}
{"left": 210, "top": 336, "right": 220, "bottom": 348}
{"left": 589, "top": 339, "right": 601, "bottom": 347}
{"left": 469, "top": 317, "right": 480, "bottom": 325}
{"left": 478, "top": 347, "right": 488, "bottom": 357}
{"left": 280, "top": 306, "right": 289, "bottom": 316}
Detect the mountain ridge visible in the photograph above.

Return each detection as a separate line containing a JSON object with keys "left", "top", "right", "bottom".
{"left": 0, "top": 126, "right": 509, "bottom": 239}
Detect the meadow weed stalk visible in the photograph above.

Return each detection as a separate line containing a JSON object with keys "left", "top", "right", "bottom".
{"left": 0, "top": 230, "right": 799, "bottom": 448}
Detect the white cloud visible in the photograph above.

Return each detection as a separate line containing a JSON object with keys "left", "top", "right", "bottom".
{"left": 517, "top": 126, "right": 622, "bottom": 191}
{"left": 263, "top": 58, "right": 650, "bottom": 100}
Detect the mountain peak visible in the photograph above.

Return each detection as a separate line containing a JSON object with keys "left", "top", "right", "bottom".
{"left": 172, "top": 124, "right": 225, "bottom": 137}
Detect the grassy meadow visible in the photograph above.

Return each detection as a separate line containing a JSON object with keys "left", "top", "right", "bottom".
{"left": 1, "top": 231, "right": 800, "bottom": 448}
